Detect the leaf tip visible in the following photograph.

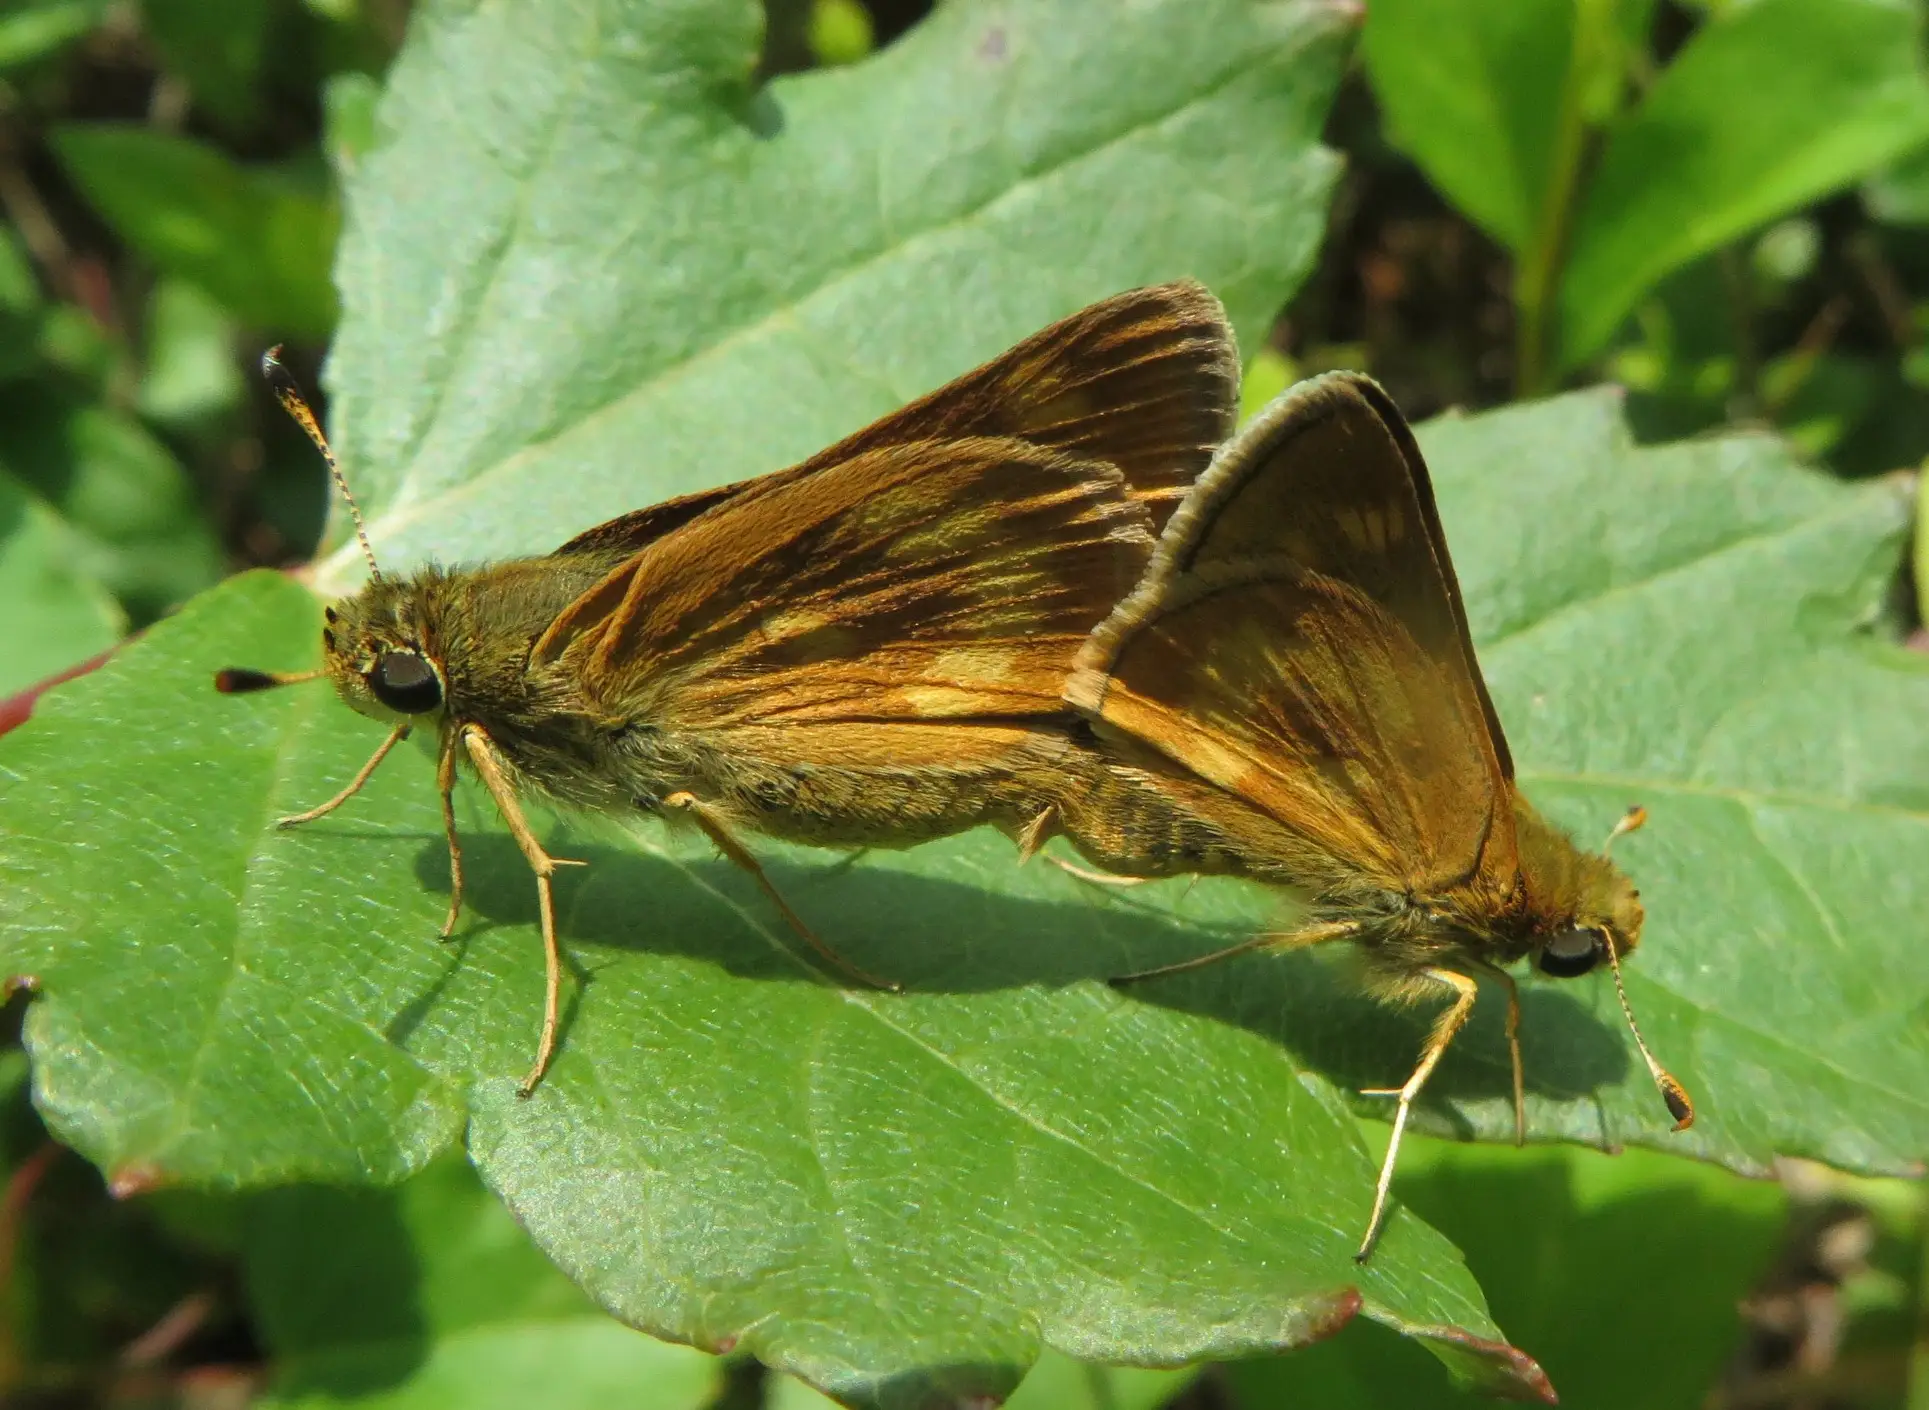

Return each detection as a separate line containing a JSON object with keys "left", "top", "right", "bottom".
{"left": 1406, "top": 1321, "right": 1558, "bottom": 1404}
{"left": 1302, "top": 1286, "right": 1364, "bottom": 1344}
{"left": 107, "top": 1162, "right": 170, "bottom": 1199}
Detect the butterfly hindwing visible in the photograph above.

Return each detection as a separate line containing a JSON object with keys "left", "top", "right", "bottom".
{"left": 1069, "top": 372, "right": 1516, "bottom": 893}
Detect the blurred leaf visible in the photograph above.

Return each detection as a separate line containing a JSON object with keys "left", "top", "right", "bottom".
{"left": 1752, "top": 216, "right": 1822, "bottom": 287}
{"left": 51, "top": 125, "right": 338, "bottom": 338}
{"left": 1225, "top": 1137, "right": 1785, "bottom": 1410}
{"left": 0, "top": 0, "right": 103, "bottom": 70}
{"left": 1003, "top": 1352, "right": 1197, "bottom": 1410}
{"left": 1361, "top": 0, "right": 1656, "bottom": 389}
{"left": 807, "top": 0, "right": 872, "bottom": 68}
{"left": 1864, "top": 140, "right": 1929, "bottom": 226}
{"left": 1916, "top": 465, "right": 1928, "bottom": 631}
{"left": 1238, "top": 345, "right": 1294, "bottom": 424}
{"left": 137, "top": 278, "right": 245, "bottom": 427}
{"left": 0, "top": 392, "right": 222, "bottom": 618}
{"left": 0, "top": 468, "right": 122, "bottom": 696}
{"left": 249, "top": 1156, "right": 723, "bottom": 1410}
{"left": 0, "top": 225, "right": 37, "bottom": 315}
{"left": 0, "top": 227, "right": 41, "bottom": 383}
{"left": 1559, "top": 0, "right": 1929, "bottom": 370}
{"left": 775, "top": 1351, "right": 1195, "bottom": 1410}
{"left": 322, "top": 70, "right": 382, "bottom": 177}
{"left": 1361, "top": 0, "right": 1575, "bottom": 253}
{"left": 1912, "top": 1207, "right": 1929, "bottom": 1409}
{"left": 34, "top": 304, "right": 114, "bottom": 387}
{"left": 143, "top": 0, "right": 270, "bottom": 127}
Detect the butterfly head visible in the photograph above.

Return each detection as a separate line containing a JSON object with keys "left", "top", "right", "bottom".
{"left": 1533, "top": 867, "right": 1643, "bottom": 980}
{"left": 1516, "top": 802, "right": 1691, "bottom": 1131}
{"left": 318, "top": 575, "right": 451, "bottom": 725}
{"left": 215, "top": 348, "right": 449, "bottom": 725}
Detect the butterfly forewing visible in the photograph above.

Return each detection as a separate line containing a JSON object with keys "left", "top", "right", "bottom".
{"left": 547, "top": 280, "right": 1236, "bottom": 568}
{"left": 555, "top": 438, "right": 1152, "bottom": 759}
{"left": 807, "top": 280, "right": 1240, "bottom": 531}
{"left": 1069, "top": 372, "right": 1517, "bottom": 894}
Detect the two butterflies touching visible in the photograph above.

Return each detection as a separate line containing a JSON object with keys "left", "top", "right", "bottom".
{"left": 218, "top": 281, "right": 1691, "bottom": 1260}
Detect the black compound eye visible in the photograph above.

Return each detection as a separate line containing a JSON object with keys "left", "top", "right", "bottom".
{"left": 1538, "top": 927, "right": 1605, "bottom": 979}
{"left": 369, "top": 649, "right": 442, "bottom": 714}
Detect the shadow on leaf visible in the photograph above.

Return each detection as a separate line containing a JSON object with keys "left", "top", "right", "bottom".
{"left": 403, "top": 828, "right": 1633, "bottom": 1137}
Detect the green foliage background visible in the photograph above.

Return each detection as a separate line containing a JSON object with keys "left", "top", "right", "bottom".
{"left": 0, "top": 1, "right": 1925, "bottom": 1408}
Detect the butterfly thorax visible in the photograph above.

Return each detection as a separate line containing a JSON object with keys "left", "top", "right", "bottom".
{"left": 321, "top": 555, "right": 642, "bottom": 810}
{"left": 1509, "top": 794, "right": 1644, "bottom": 957}
{"left": 322, "top": 558, "right": 1140, "bottom": 849}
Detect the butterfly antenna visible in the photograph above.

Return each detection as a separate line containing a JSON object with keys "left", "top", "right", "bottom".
{"left": 1601, "top": 933, "right": 1694, "bottom": 1131}
{"left": 262, "top": 346, "right": 380, "bottom": 580}
{"left": 1602, "top": 804, "right": 1646, "bottom": 854}
{"left": 214, "top": 667, "right": 325, "bottom": 694}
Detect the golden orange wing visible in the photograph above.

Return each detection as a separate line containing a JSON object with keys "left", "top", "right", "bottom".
{"left": 1067, "top": 372, "right": 1517, "bottom": 894}
{"left": 791, "top": 280, "right": 1238, "bottom": 533}
{"left": 545, "top": 279, "right": 1236, "bottom": 572}
{"left": 545, "top": 437, "right": 1152, "bottom": 768}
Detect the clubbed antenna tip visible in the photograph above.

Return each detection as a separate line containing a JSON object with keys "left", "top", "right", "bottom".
{"left": 262, "top": 346, "right": 381, "bottom": 581}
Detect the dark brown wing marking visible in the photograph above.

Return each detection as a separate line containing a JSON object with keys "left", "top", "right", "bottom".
{"left": 555, "top": 438, "right": 1154, "bottom": 765}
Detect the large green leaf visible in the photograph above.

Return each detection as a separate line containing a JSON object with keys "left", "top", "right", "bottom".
{"left": 51, "top": 125, "right": 338, "bottom": 339}
{"left": 249, "top": 1155, "right": 723, "bottom": 1410}
{"left": 6, "top": 0, "right": 1922, "bottom": 1402}
{"left": 313, "top": 0, "right": 1345, "bottom": 584}
{"left": 0, "top": 390, "right": 225, "bottom": 621}
{"left": 0, "top": 0, "right": 103, "bottom": 71}
{"left": 4, "top": 1, "right": 1552, "bottom": 1405}
{"left": 1558, "top": 0, "right": 1929, "bottom": 370}
{"left": 1361, "top": 0, "right": 1577, "bottom": 255}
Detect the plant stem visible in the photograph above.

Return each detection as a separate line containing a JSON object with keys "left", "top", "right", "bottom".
{"left": 1514, "top": 0, "right": 1609, "bottom": 396}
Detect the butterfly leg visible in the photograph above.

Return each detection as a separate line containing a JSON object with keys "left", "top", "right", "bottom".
{"left": 276, "top": 721, "right": 410, "bottom": 827}
{"left": 661, "top": 791, "right": 903, "bottom": 993}
{"left": 1048, "top": 858, "right": 1149, "bottom": 888}
{"left": 1473, "top": 960, "right": 1526, "bottom": 1145}
{"left": 1014, "top": 806, "right": 1057, "bottom": 864}
{"left": 435, "top": 732, "right": 465, "bottom": 941}
{"left": 1111, "top": 919, "right": 1359, "bottom": 986}
{"left": 1013, "top": 806, "right": 1149, "bottom": 887}
{"left": 1357, "top": 966, "right": 1479, "bottom": 1262}
{"left": 460, "top": 723, "right": 585, "bottom": 1098}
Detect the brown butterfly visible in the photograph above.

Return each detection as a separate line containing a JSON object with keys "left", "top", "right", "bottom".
{"left": 1062, "top": 371, "right": 1693, "bottom": 1260}
{"left": 217, "top": 282, "right": 1240, "bottom": 1094}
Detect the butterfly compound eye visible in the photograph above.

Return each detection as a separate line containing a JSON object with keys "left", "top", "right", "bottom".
{"left": 369, "top": 650, "right": 443, "bottom": 714}
{"left": 1538, "top": 926, "right": 1605, "bottom": 979}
